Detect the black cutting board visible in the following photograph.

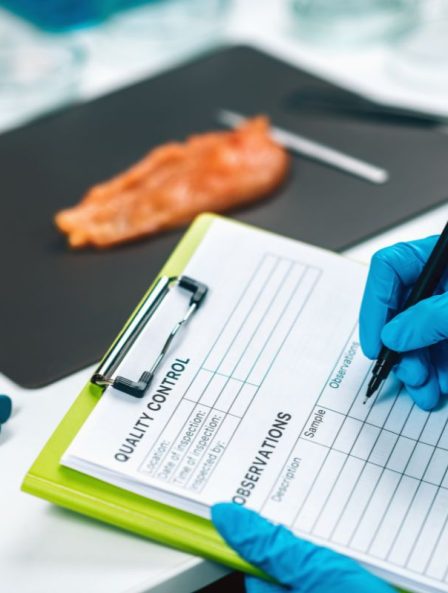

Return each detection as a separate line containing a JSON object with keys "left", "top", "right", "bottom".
{"left": 2, "top": 44, "right": 448, "bottom": 388}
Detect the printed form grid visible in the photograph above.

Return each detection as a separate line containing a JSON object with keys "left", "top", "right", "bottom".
{"left": 139, "top": 253, "right": 321, "bottom": 493}
{"left": 261, "top": 326, "right": 448, "bottom": 584}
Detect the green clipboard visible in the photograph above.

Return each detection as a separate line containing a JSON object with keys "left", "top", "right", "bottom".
{"left": 22, "top": 213, "right": 406, "bottom": 591}
{"left": 21, "top": 213, "right": 262, "bottom": 578}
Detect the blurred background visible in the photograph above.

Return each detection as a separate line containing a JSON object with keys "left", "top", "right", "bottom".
{"left": 1, "top": 0, "right": 448, "bottom": 133}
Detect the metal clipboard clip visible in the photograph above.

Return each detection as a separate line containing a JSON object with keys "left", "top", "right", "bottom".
{"left": 91, "top": 275, "right": 208, "bottom": 398}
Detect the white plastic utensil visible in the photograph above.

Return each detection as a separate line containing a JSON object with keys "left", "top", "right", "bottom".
{"left": 218, "top": 109, "right": 389, "bottom": 185}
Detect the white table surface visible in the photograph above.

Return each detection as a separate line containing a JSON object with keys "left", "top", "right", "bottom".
{"left": 2, "top": 1, "right": 448, "bottom": 591}
{"left": 0, "top": 366, "right": 229, "bottom": 593}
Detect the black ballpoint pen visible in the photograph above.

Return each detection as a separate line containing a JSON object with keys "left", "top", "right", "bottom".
{"left": 364, "top": 220, "right": 448, "bottom": 404}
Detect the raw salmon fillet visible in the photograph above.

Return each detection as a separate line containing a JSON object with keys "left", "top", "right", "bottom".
{"left": 55, "top": 117, "right": 289, "bottom": 248}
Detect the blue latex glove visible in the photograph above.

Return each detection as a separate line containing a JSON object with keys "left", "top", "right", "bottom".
{"left": 212, "top": 503, "right": 393, "bottom": 593}
{"left": 360, "top": 235, "right": 448, "bottom": 410}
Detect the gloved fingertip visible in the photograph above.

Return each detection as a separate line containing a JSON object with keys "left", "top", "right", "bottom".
{"left": 381, "top": 318, "right": 404, "bottom": 351}
{"left": 410, "top": 392, "right": 438, "bottom": 411}
{"left": 211, "top": 502, "right": 234, "bottom": 533}
{"left": 359, "top": 335, "right": 380, "bottom": 360}
{"left": 407, "top": 378, "right": 440, "bottom": 411}
{"left": 359, "top": 305, "right": 383, "bottom": 360}
{"left": 211, "top": 501, "right": 233, "bottom": 517}
{"left": 213, "top": 504, "right": 311, "bottom": 585}
{"left": 211, "top": 502, "right": 260, "bottom": 545}
{"left": 394, "top": 353, "right": 429, "bottom": 388}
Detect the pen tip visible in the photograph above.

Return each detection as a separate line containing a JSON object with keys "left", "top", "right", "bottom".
{"left": 363, "top": 397, "right": 368, "bottom": 405}
{"left": 363, "top": 379, "right": 378, "bottom": 404}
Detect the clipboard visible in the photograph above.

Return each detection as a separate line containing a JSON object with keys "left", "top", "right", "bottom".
{"left": 22, "top": 213, "right": 415, "bottom": 592}
{"left": 21, "top": 213, "right": 262, "bottom": 577}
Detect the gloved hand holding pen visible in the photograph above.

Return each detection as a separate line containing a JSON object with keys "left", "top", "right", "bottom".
{"left": 211, "top": 234, "right": 448, "bottom": 593}
{"left": 212, "top": 503, "right": 394, "bottom": 593}
{"left": 360, "top": 235, "right": 448, "bottom": 410}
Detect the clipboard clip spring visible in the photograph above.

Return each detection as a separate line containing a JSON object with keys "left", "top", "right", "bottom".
{"left": 91, "top": 275, "right": 208, "bottom": 398}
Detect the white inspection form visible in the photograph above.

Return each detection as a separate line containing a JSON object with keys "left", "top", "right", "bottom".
{"left": 63, "top": 218, "right": 448, "bottom": 593}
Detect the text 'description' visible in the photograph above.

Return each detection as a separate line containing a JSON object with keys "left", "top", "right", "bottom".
{"left": 262, "top": 439, "right": 328, "bottom": 525}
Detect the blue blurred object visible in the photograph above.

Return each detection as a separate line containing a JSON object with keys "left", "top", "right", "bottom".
{"left": 212, "top": 503, "right": 394, "bottom": 593}
{"left": 0, "top": 394, "right": 12, "bottom": 424}
{"left": 359, "top": 235, "right": 448, "bottom": 411}
{"left": 0, "top": 0, "right": 154, "bottom": 31}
